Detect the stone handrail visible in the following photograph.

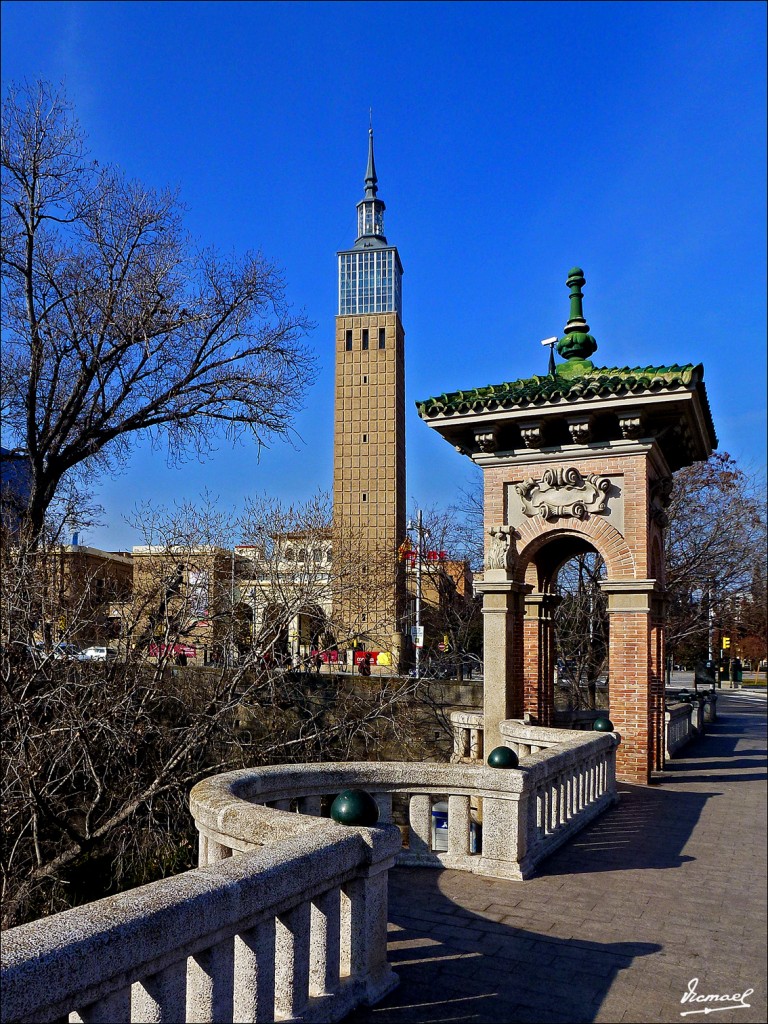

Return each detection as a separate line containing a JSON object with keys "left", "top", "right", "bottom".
{"left": 1, "top": 812, "right": 400, "bottom": 1024}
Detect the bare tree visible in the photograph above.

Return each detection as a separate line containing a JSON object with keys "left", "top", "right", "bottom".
{"left": 0, "top": 494, "right": 428, "bottom": 928}
{"left": 1, "top": 81, "right": 314, "bottom": 547}
{"left": 553, "top": 553, "right": 608, "bottom": 709}
{"left": 664, "top": 452, "right": 767, "bottom": 668}
{"left": 404, "top": 502, "right": 482, "bottom": 679}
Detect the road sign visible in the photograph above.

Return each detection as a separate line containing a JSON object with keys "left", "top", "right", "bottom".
{"left": 411, "top": 626, "right": 424, "bottom": 648}
{"left": 722, "top": 636, "right": 731, "bottom": 649}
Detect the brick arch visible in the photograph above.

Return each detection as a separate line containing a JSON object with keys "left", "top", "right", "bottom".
{"left": 513, "top": 515, "right": 636, "bottom": 585}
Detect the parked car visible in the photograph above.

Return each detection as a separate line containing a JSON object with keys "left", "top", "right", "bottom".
{"left": 53, "top": 643, "right": 82, "bottom": 660}
{"left": 80, "top": 646, "right": 117, "bottom": 662}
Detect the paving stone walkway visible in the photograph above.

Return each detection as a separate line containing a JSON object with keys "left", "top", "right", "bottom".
{"left": 348, "top": 692, "right": 767, "bottom": 1024}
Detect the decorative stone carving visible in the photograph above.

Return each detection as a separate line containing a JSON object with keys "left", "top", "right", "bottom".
{"left": 651, "top": 476, "right": 674, "bottom": 508}
{"left": 474, "top": 428, "right": 498, "bottom": 453}
{"left": 516, "top": 467, "right": 611, "bottom": 521}
{"left": 619, "top": 415, "right": 645, "bottom": 440}
{"left": 519, "top": 423, "right": 542, "bottom": 449}
{"left": 649, "top": 504, "right": 669, "bottom": 528}
{"left": 485, "top": 525, "right": 517, "bottom": 573}
{"left": 649, "top": 475, "right": 674, "bottom": 528}
{"left": 567, "top": 418, "right": 591, "bottom": 444}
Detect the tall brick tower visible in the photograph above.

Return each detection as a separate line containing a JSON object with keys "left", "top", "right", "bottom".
{"left": 333, "top": 128, "right": 406, "bottom": 662}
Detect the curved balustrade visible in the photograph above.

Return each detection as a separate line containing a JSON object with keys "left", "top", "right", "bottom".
{"left": 192, "top": 721, "right": 619, "bottom": 884}
{"left": 2, "top": 723, "right": 620, "bottom": 1024}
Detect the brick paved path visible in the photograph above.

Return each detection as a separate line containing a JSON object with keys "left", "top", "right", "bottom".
{"left": 348, "top": 693, "right": 767, "bottom": 1023}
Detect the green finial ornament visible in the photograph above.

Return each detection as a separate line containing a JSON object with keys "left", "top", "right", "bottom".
{"left": 556, "top": 267, "right": 598, "bottom": 375}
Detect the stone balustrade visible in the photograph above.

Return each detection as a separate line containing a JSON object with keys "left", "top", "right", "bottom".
{"left": 2, "top": 728, "right": 620, "bottom": 1023}
{"left": 450, "top": 709, "right": 485, "bottom": 762}
{"left": 665, "top": 701, "right": 695, "bottom": 756}
{"left": 192, "top": 726, "right": 619, "bottom": 886}
{"left": 1, "top": 809, "right": 400, "bottom": 1024}
{"left": 702, "top": 690, "right": 718, "bottom": 723}
{"left": 498, "top": 720, "right": 619, "bottom": 871}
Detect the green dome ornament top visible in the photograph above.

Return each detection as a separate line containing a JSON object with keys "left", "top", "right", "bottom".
{"left": 593, "top": 716, "right": 614, "bottom": 732}
{"left": 556, "top": 267, "right": 598, "bottom": 376}
{"left": 330, "top": 789, "right": 379, "bottom": 826}
{"left": 487, "top": 746, "right": 519, "bottom": 768}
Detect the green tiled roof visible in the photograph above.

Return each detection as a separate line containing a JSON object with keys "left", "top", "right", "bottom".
{"left": 416, "top": 363, "right": 705, "bottom": 418}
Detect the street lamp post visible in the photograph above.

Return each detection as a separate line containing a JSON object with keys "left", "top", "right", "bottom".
{"left": 407, "top": 510, "right": 425, "bottom": 679}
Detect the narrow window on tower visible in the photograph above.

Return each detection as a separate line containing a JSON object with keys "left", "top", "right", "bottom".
{"left": 362, "top": 375, "right": 368, "bottom": 384}
{"left": 362, "top": 493, "right": 367, "bottom": 502}
{"left": 362, "top": 329, "right": 369, "bottom": 350}
{"left": 362, "top": 434, "right": 368, "bottom": 443}
{"left": 379, "top": 327, "right": 386, "bottom": 349}
{"left": 345, "top": 329, "right": 352, "bottom": 351}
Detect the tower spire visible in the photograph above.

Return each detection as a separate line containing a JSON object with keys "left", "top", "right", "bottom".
{"left": 364, "top": 123, "right": 378, "bottom": 198}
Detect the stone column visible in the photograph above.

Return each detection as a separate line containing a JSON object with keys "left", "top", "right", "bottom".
{"left": 523, "top": 592, "right": 560, "bottom": 725}
{"left": 602, "top": 580, "right": 660, "bottom": 785}
{"left": 475, "top": 573, "right": 530, "bottom": 753}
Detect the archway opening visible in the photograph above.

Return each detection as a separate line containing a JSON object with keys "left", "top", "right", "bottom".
{"left": 552, "top": 551, "right": 608, "bottom": 711}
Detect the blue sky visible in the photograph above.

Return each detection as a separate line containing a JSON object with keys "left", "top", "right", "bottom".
{"left": 2, "top": 1, "right": 766, "bottom": 551}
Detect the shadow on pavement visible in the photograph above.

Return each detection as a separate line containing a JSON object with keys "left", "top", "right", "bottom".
{"left": 346, "top": 694, "right": 765, "bottom": 1023}
{"left": 346, "top": 867, "right": 660, "bottom": 1024}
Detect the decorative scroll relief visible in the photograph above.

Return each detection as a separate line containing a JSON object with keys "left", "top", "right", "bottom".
{"left": 516, "top": 467, "right": 611, "bottom": 521}
{"left": 485, "top": 525, "right": 517, "bottom": 573}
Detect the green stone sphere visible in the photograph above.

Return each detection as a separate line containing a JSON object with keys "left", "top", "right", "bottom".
{"left": 487, "top": 746, "right": 519, "bottom": 769}
{"left": 593, "top": 717, "right": 614, "bottom": 732}
{"left": 330, "top": 789, "right": 379, "bottom": 826}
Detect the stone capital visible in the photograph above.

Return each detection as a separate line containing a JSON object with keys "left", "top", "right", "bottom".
{"left": 601, "top": 579, "right": 663, "bottom": 614}
{"left": 524, "top": 591, "right": 562, "bottom": 620}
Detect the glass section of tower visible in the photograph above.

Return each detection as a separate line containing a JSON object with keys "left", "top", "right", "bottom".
{"left": 357, "top": 201, "right": 384, "bottom": 238}
{"left": 339, "top": 250, "right": 402, "bottom": 315}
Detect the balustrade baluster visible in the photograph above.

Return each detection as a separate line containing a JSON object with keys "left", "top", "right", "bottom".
{"left": 469, "top": 729, "right": 482, "bottom": 760}
{"left": 206, "top": 839, "right": 232, "bottom": 864}
{"left": 310, "top": 887, "right": 341, "bottom": 997}
{"left": 186, "top": 939, "right": 234, "bottom": 1023}
{"left": 233, "top": 919, "right": 276, "bottom": 1023}
{"left": 373, "top": 792, "right": 393, "bottom": 823}
{"left": 197, "top": 833, "right": 209, "bottom": 868}
{"left": 275, "top": 902, "right": 311, "bottom": 1019}
{"left": 559, "top": 774, "right": 568, "bottom": 824}
{"left": 448, "top": 795, "right": 471, "bottom": 856}
{"left": 407, "top": 794, "right": 432, "bottom": 856}
{"left": 540, "top": 786, "right": 548, "bottom": 835}
{"left": 131, "top": 961, "right": 187, "bottom": 1023}
{"left": 70, "top": 988, "right": 131, "bottom": 1023}
{"left": 549, "top": 779, "right": 559, "bottom": 832}
{"left": 341, "top": 870, "right": 391, "bottom": 1000}
{"left": 298, "top": 795, "right": 322, "bottom": 816}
